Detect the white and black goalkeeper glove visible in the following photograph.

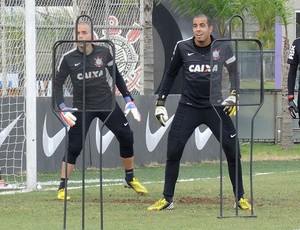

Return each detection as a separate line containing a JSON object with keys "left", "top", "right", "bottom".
{"left": 222, "top": 90, "right": 237, "bottom": 117}
{"left": 288, "top": 95, "right": 298, "bottom": 119}
{"left": 60, "top": 106, "right": 78, "bottom": 127}
{"left": 155, "top": 100, "right": 168, "bottom": 126}
{"left": 124, "top": 96, "right": 141, "bottom": 122}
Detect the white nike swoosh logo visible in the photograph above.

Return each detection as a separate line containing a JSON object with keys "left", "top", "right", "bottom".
{"left": 0, "top": 114, "right": 22, "bottom": 146}
{"left": 230, "top": 134, "right": 236, "bottom": 138}
{"left": 74, "top": 62, "right": 80, "bottom": 66}
{"left": 96, "top": 118, "right": 115, "bottom": 154}
{"left": 146, "top": 112, "right": 174, "bottom": 152}
{"left": 95, "top": 113, "right": 131, "bottom": 153}
{"left": 43, "top": 114, "right": 67, "bottom": 157}
{"left": 194, "top": 127, "right": 213, "bottom": 150}
{"left": 188, "top": 53, "right": 194, "bottom": 56}
{"left": 43, "top": 115, "right": 112, "bottom": 157}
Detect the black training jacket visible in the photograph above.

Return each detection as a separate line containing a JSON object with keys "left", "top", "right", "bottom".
{"left": 287, "top": 37, "right": 300, "bottom": 96}
{"left": 158, "top": 36, "right": 238, "bottom": 108}
{"left": 55, "top": 44, "right": 131, "bottom": 110}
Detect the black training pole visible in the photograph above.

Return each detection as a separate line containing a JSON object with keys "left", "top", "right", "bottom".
{"left": 234, "top": 39, "right": 239, "bottom": 217}
{"left": 98, "top": 40, "right": 116, "bottom": 230}
{"left": 229, "top": 15, "right": 245, "bottom": 217}
{"left": 217, "top": 111, "right": 224, "bottom": 218}
{"left": 81, "top": 41, "right": 87, "bottom": 230}
{"left": 249, "top": 40, "right": 264, "bottom": 217}
{"left": 75, "top": 14, "right": 95, "bottom": 230}
{"left": 51, "top": 40, "right": 71, "bottom": 230}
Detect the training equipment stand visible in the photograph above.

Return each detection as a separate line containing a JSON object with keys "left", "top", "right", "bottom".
{"left": 210, "top": 15, "right": 263, "bottom": 219}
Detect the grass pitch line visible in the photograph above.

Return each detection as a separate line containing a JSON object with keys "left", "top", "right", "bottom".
{"left": 36, "top": 169, "right": 300, "bottom": 191}
{"left": 1, "top": 170, "right": 299, "bottom": 195}
{"left": 11, "top": 176, "right": 217, "bottom": 192}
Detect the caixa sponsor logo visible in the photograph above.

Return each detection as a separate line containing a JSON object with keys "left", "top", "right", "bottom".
{"left": 77, "top": 70, "right": 104, "bottom": 80}
{"left": 189, "top": 64, "right": 211, "bottom": 73}
{"left": 188, "top": 64, "right": 219, "bottom": 73}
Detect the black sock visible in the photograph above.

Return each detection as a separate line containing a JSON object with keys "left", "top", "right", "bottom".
{"left": 164, "top": 195, "right": 173, "bottom": 203}
{"left": 58, "top": 178, "right": 67, "bottom": 190}
{"left": 125, "top": 169, "right": 134, "bottom": 182}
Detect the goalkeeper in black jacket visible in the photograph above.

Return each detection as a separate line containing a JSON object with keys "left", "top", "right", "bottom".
{"left": 54, "top": 22, "right": 147, "bottom": 201}
{"left": 287, "top": 37, "right": 300, "bottom": 122}
{"left": 147, "top": 14, "right": 251, "bottom": 211}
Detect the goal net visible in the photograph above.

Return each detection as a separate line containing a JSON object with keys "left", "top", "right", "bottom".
{"left": 0, "top": 1, "right": 26, "bottom": 189}
{"left": 0, "top": 0, "right": 143, "bottom": 189}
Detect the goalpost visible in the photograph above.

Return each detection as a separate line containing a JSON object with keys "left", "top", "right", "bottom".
{"left": 0, "top": 0, "right": 143, "bottom": 190}
{"left": 25, "top": 0, "right": 37, "bottom": 190}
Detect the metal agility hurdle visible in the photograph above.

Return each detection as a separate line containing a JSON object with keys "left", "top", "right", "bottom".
{"left": 210, "top": 15, "right": 263, "bottom": 219}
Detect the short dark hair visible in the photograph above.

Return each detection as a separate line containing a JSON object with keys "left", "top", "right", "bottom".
{"left": 77, "top": 22, "right": 91, "bottom": 28}
{"left": 194, "top": 14, "right": 212, "bottom": 26}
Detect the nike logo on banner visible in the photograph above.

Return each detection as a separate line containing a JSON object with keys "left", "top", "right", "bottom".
{"left": 194, "top": 127, "right": 212, "bottom": 150}
{"left": 42, "top": 112, "right": 213, "bottom": 157}
{"left": 43, "top": 114, "right": 67, "bottom": 157}
{"left": 95, "top": 113, "right": 131, "bottom": 154}
{"left": 0, "top": 114, "right": 22, "bottom": 146}
{"left": 146, "top": 112, "right": 174, "bottom": 152}
{"left": 95, "top": 118, "right": 115, "bottom": 154}
{"left": 43, "top": 115, "right": 112, "bottom": 157}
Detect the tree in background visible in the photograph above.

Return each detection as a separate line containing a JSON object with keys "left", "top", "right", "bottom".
{"left": 156, "top": 0, "right": 251, "bottom": 38}
{"left": 248, "top": 1, "right": 277, "bottom": 50}
{"left": 251, "top": 0, "right": 295, "bottom": 149}
{"left": 143, "top": 0, "right": 154, "bottom": 94}
{"left": 273, "top": 0, "right": 294, "bottom": 150}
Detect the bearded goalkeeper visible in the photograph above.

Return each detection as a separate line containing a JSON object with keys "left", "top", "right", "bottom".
{"left": 147, "top": 14, "right": 251, "bottom": 211}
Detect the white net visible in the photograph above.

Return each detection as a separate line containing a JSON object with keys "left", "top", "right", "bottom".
{"left": 0, "top": 0, "right": 142, "bottom": 189}
{"left": 0, "top": 1, "right": 26, "bottom": 188}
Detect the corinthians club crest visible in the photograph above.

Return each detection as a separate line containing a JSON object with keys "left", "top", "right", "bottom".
{"left": 212, "top": 49, "right": 221, "bottom": 60}
{"left": 94, "top": 57, "right": 103, "bottom": 67}
{"left": 101, "top": 15, "right": 141, "bottom": 94}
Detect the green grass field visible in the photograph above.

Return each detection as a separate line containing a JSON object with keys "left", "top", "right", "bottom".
{"left": 1, "top": 143, "right": 300, "bottom": 230}
{"left": 240, "top": 79, "right": 275, "bottom": 89}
